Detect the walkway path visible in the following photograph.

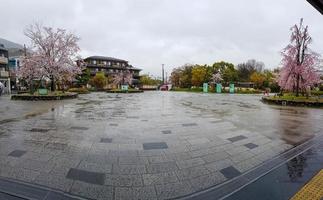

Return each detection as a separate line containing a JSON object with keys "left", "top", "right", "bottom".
{"left": 0, "top": 92, "right": 322, "bottom": 199}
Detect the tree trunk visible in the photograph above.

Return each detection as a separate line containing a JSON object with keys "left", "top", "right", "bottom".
{"left": 296, "top": 74, "right": 300, "bottom": 97}
{"left": 51, "top": 76, "right": 55, "bottom": 91}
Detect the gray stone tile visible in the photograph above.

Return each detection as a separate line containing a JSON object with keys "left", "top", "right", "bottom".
{"left": 176, "top": 157, "right": 205, "bottom": 169}
{"left": 70, "top": 181, "right": 113, "bottom": 200}
{"left": 244, "top": 143, "right": 259, "bottom": 149}
{"left": 100, "top": 138, "right": 113, "bottom": 143}
{"left": 119, "top": 156, "right": 149, "bottom": 165}
{"left": 29, "top": 128, "right": 50, "bottom": 132}
{"left": 105, "top": 174, "right": 143, "bottom": 187}
{"left": 189, "top": 172, "right": 227, "bottom": 192}
{"left": 8, "top": 150, "right": 27, "bottom": 158}
{"left": 70, "top": 126, "right": 89, "bottom": 130}
{"left": 66, "top": 168, "right": 105, "bottom": 185}
{"left": 176, "top": 165, "right": 210, "bottom": 181}
{"left": 220, "top": 166, "right": 241, "bottom": 179}
{"left": 34, "top": 172, "right": 73, "bottom": 191}
{"left": 115, "top": 186, "right": 157, "bottom": 200}
{"left": 182, "top": 123, "right": 198, "bottom": 127}
{"left": 146, "top": 162, "right": 178, "bottom": 173}
{"left": 161, "top": 130, "right": 172, "bottom": 134}
{"left": 227, "top": 135, "right": 247, "bottom": 142}
{"left": 19, "top": 159, "right": 55, "bottom": 173}
{"left": 113, "top": 164, "right": 146, "bottom": 174}
{"left": 155, "top": 181, "right": 194, "bottom": 199}
{"left": 201, "top": 151, "right": 230, "bottom": 163}
{"left": 78, "top": 161, "right": 112, "bottom": 173}
{"left": 143, "top": 142, "right": 168, "bottom": 150}
{"left": 143, "top": 172, "right": 179, "bottom": 185}
{"left": 7, "top": 168, "right": 41, "bottom": 182}
{"left": 109, "top": 123, "right": 118, "bottom": 126}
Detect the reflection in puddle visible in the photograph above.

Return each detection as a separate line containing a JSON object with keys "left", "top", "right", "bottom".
{"left": 287, "top": 154, "right": 307, "bottom": 181}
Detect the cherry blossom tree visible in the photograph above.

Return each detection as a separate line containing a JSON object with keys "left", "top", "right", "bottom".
{"left": 113, "top": 70, "right": 133, "bottom": 87}
{"left": 278, "top": 19, "right": 321, "bottom": 96}
{"left": 21, "top": 23, "right": 81, "bottom": 91}
{"left": 17, "top": 54, "right": 44, "bottom": 93}
{"left": 210, "top": 72, "right": 223, "bottom": 84}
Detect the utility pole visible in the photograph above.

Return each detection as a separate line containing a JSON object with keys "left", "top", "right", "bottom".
{"left": 162, "top": 64, "right": 165, "bottom": 84}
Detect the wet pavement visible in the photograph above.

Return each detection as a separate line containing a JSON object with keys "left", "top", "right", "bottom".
{"left": 0, "top": 92, "right": 322, "bottom": 200}
{"left": 223, "top": 134, "right": 323, "bottom": 200}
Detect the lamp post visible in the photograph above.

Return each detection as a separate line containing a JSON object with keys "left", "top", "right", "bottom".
{"left": 162, "top": 64, "right": 165, "bottom": 84}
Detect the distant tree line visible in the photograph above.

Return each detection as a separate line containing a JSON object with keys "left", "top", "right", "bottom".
{"left": 170, "top": 59, "right": 280, "bottom": 91}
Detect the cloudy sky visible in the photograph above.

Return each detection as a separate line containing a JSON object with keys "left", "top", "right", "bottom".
{"left": 0, "top": 0, "right": 322, "bottom": 77}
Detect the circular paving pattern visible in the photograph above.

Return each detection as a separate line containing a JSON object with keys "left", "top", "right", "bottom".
{"left": 0, "top": 92, "right": 322, "bottom": 200}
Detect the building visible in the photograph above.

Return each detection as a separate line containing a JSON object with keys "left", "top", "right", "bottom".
{"left": 0, "top": 44, "right": 10, "bottom": 94}
{"left": 0, "top": 38, "right": 25, "bottom": 91}
{"left": 82, "top": 56, "right": 141, "bottom": 87}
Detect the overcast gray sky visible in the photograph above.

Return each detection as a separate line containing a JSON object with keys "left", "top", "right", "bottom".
{"left": 0, "top": 0, "right": 322, "bottom": 77}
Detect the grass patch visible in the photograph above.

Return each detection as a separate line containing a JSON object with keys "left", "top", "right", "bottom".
{"left": 266, "top": 94, "right": 323, "bottom": 103}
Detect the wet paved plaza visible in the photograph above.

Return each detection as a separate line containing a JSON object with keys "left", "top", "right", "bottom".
{"left": 0, "top": 92, "right": 322, "bottom": 200}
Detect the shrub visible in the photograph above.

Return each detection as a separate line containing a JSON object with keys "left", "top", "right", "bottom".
{"left": 68, "top": 87, "right": 89, "bottom": 94}
{"left": 89, "top": 72, "right": 106, "bottom": 89}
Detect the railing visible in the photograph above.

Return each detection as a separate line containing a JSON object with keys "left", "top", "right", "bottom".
{"left": 0, "top": 70, "right": 9, "bottom": 77}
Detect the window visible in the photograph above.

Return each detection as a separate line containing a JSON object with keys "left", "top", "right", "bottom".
{"left": 92, "top": 60, "right": 97, "bottom": 65}
{"left": 103, "top": 61, "right": 107, "bottom": 65}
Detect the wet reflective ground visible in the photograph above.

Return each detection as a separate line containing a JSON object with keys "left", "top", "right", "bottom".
{"left": 0, "top": 92, "right": 322, "bottom": 200}
{"left": 224, "top": 136, "right": 323, "bottom": 200}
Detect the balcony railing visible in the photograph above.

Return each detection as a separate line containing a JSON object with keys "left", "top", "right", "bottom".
{"left": 0, "top": 57, "right": 8, "bottom": 64}
{"left": 0, "top": 70, "right": 9, "bottom": 78}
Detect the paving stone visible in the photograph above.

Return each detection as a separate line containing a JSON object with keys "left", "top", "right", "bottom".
{"left": 70, "top": 181, "right": 113, "bottom": 200}
{"left": 113, "top": 164, "right": 146, "bottom": 174}
{"left": 45, "top": 142, "right": 68, "bottom": 151}
{"left": 244, "top": 143, "right": 259, "bottom": 149}
{"left": 176, "top": 165, "right": 210, "bottom": 181}
{"left": 19, "top": 159, "right": 55, "bottom": 173}
{"left": 147, "top": 155, "right": 173, "bottom": 164}
{"left": 143, "top": 142, "right": 168, "bottom": 150}
{"left": 146, "top": 162, "right": 178, "bottom": 173}
{"left": 176, "top": 157, "right": 205, "bottom": 169}
{"left": 70, "top": 126, "right": 89, "bottom": 130}
{"left": 182, "top": 123, "right": 198, "bottom": 127}
{"left": 201, "top": 151, "right": 230, "bottom": 163}
{"left": 23, "top": 152, "right": 53, "bottom": 162}
{"left": 189, "top": 171, "right": 227, "bottom": 192}
{"left": 100, "top": 138, "right": 113, "bottom": 143}
{"left": 119, "top": 156, "right": 149, "bottom": 165}
{"left": 143, "top": 172, "right": 179, "bottom": 185}
{"left": 66, "top": 168, "right": 105, "bottom": 185}
{"left": 115, "top": 186, "right": 157, "bottom": 200}
{"left": 227, "top": 135, "right": 247, "bottom": 142}
{"left": 109, "top": 123, "right": 118, "bottom": 126}
{"left": 8, "top": 150, "right": 27, "bottom": 158}
{"left": 105, "top": 174, "right": 143, "bottom": 187}
{"left": 187, "top": 138, "right": 210, "bottom": 145}
{"left": 220, "top": 166, "right": 241, "bottom": 179}
{"left": 161, "top": 130, "right": 172, "bottom": 134}
{"left": 7, "top": 168, "right": 41, "bottom": 182}
{"left": 78, "top": 161, "right": 112, "bottom": 173}
{"left": 34, "top": 172, "right": 73, "bottom": 191}
{"left": 155, "top": 181, "right": 194, "bottom": 199}
{"left": 29, "top": 128, "right": 50, "bottom": 132}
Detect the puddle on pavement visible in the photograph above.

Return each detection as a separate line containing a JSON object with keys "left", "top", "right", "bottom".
{"left": 224, "top": 143, "right": 323, "bottom": 200}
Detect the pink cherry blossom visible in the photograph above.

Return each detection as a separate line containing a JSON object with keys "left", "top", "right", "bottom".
{"left": 18, "top": 23, "right": 81, "bottom": 90}
{"left": 278, "top": 19, "right": 321, "bottom": 96}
